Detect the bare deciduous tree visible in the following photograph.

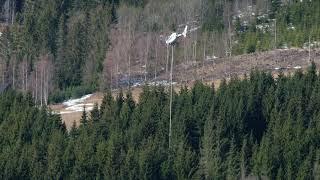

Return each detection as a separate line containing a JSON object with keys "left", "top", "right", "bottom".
{"left": 33, "top": 54, "right": 53, "bottom": 106}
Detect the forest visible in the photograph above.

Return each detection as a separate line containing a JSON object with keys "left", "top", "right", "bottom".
{"left": 0, "top": 0, "right": 319, "bottom": 104}
{"left": 1, "top": 64, "right": 320, "bottom": 179}
{"left": 0, "top": 0, "right": 320, "bottom": 179}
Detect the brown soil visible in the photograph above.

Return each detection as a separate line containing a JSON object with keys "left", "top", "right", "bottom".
{"left": 50, "top": 88, "right": 143, "bottom": 131}
{"left": 51, "top": 48, "right": 320, "bottom": 130}
{"left": 172, "top": 48, "right": 320, "bottom": 83}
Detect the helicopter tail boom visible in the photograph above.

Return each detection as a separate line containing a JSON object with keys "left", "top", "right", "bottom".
{"left": 182, "top": 25, "right": 188, "bottom": 37}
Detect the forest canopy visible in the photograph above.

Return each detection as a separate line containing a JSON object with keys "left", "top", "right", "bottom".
{"left": 0, "top": 0, "right": 319, "bottom": 179}
{"left": 1, "top": 64, "right": 320, "bottom": 179}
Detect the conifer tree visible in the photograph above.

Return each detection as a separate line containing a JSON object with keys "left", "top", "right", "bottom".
{"left": 313, "top": 150, "right": 320, "bottom": 179}
{"left": 226, "top": 138, "right": 240, "bottom": 180}
{"left": 47, "top": 131, "right": 65, "bottom": 179}
{"left": 240, "top": 138, "right": 248, "bottom": 179}
{"left": 296, "top": 148, "right": 313, "bottom": 180}
{"left": 276, "top": 166, "right": 284, "bottom": 180}
{"left": 80, "top": 106, "right": 87, "bottom": 126}
{"left": 69, "top": 121, "right": 79, "bottom": 138}
{"left": 100, "top": 90, "right": 113, "bottom": 114}
{"left": 90, "top": 103, "right": 100, "bottom": 123}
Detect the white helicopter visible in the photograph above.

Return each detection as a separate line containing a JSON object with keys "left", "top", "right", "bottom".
{"left": 165, "top": 25, "right": 188, "bottom": 45}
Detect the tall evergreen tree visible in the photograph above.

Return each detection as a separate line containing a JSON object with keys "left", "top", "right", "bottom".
{"left": 80, "top": 106, "right": 88, "bottom": 126}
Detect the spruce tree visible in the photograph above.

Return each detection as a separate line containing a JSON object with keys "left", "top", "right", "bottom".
{"left": 226, "top": 138, "right": 240, "bottom": 180}
{"left": 313, "top": 150, "right": 320, "bottom": 179}
{"left": 90, "top": 103, "right": 100, "bottom": 123}
{"left": 80, "top": 106, "right": 88, "bottom": 126}
{"left": 240, "top": 138, "right": 248, "bottom": 179}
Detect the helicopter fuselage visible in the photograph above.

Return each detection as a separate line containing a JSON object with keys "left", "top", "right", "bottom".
{"left": 165, "top": 25, "right": 188, "bottom": 45}
{"left": 166, "top": 32, "right": 178, "bottom": 45}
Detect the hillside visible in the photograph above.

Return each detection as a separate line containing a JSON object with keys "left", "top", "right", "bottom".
{"left": 0, "top": 0, "right": 319, "bottom": 105}
{"left": 1, "top": 0, "right": 320, "bottom": 179}
{"left": 173, "top": 48, "right": 320, "bottom": 83}
{"left": 51, "top": 48, "right": 320, "bottom": 129}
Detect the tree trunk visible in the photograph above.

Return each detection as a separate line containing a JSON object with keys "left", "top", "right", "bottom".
{"left": 2, "top": 64, "right": 4, "bottom": 85}
{"left": 166, "top": 45, "right": 169, "bottom": 79}
{"left": 45, "top": 67, "right": 48, "bottom": 106}
{"left": 22, "top": 63, "right": 25, "bottom": 91}
{"left": 11, "top": 0, "right": 15, "bottom": 25}
{"left": 40, "top": 67, "right": 43, "bottom": 106}
{"left": 145, "top": 35, "right": 150, "bottom": 82}
{"left": 12, "top": 63, "right": 15, "bottom": 89}
{"left": 35, "top": 68, "right": 38, "bottom": 104}
{"left": 128, "top": 54, "right": 131, "bottom": 88}
{"left": 116, "top": 63, "right": 119, "bottom": 89}
{"left": 26, "top": 62, "right": 28, "bottom": 91}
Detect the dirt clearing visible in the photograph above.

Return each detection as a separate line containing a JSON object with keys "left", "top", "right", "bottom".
{"left": 51, "top": 48, "right": 320, "bottom": 130}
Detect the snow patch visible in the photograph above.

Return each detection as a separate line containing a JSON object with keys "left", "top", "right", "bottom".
{"left": 147, "top": 80, "right": 177, "bottom": 86}
{"left": 294, "top": 66, "right": 302, "bottom": 69}
{"left": 65, "top": 103, "right": 94, "bottom": 111}
{"left": 55, "top": 94, "right": 94, "bottom": 115}
{"left": 63, "top": 94, "right": 93, "bottom": 107}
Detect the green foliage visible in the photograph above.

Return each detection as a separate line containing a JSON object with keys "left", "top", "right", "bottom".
{"left": 1, "top": 0, "right": 320, "bottom": 104}
{"left": 80, "top": 106, "right": 88, "bottom": 126}
{"left": 2, "top": 1, "right": 112, "bottom": 102}
{"left": 233, "top": 1, "right": 320, "bottom": 54}
{"left": 2, "top": 66, "right": 320, "bottom": 178}
{"left": 48, "top": 85, "right": 94, "bottom": 104}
